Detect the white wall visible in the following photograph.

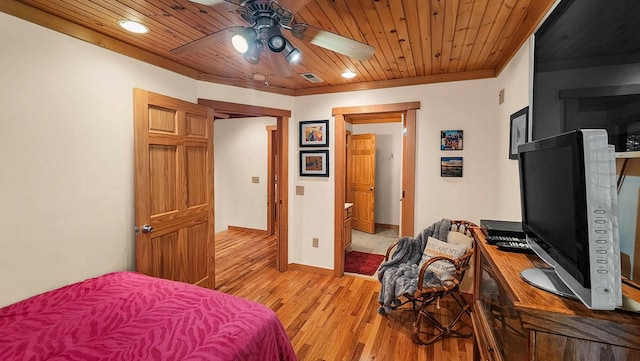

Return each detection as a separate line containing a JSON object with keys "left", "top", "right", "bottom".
{"left": 492, "top": 41, "right": 534, "bottom": 221}
{"left": 352, "top": 123, "right": 403, "bottom": 227}
{"left": 0, "top": 13, "right": 198, "bottom": 307}
{"left": 214, "top": 117, "right": 276, "bottom": 232}
{"left": 291, "top": 80, "right": 507, "bottom": 270}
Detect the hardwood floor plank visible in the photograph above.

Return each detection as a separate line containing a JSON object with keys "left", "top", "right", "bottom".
{"left": 215, "top": 229, "right": 473, "bottom": 361}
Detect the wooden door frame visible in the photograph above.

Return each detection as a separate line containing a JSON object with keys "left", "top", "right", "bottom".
{"left": 198, "top": 99, "right": 291, "bottom": 272}
{"left": 266, "top": 125, "right": 277, "bottom": 236}
{"left": 332, "top": 102, "right": 420, "bottom": 276}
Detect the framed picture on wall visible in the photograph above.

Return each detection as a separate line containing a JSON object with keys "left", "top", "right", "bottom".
{"left": 441, "top": 157, "right": 463, "bottom": 177}
{"left": 441, "top": 130, "right": 463, "bottom": 150}
{"left": 509, "top": 107, "right": 529, "bottom": 159}
{"left": 300, "top": 150, "right": 329, "bottom": 177}
{"left": 299, "top": 120, "right": 329, "bottom": 147}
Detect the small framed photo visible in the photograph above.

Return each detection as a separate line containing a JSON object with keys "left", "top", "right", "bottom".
{"left": 509, "top": 107, "right": 529, "bottom": 159}
{"left": 441, "top": 130, "right": 463, "bottom": 150}
{"left": 300, "top": 150, "right": 329, "bottom": 177}
{"left": 299, "top": 120, "right": 329, "bottom": 147}
{"left": 441, "top": 157, "right": 463, "bottom": 177}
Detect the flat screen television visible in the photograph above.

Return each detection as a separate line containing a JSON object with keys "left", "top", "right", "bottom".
{"left": 518, "top": 129, "right": 622, "bottom": 310}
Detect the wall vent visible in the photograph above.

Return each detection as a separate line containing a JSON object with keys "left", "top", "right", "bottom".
{"left": 300, "top": 72, "right": 324, "bottom": 83}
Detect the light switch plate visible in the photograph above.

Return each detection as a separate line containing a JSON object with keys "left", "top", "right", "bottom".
{"left": 252, "top": 176, "right": 259, "bottom": 183}
{"left": 296, "top": 186, "right": 304, "bottom": 195}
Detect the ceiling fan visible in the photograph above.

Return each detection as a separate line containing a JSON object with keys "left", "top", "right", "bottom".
{"left": 170, "top": 0, "right": 376, "bottom": 77}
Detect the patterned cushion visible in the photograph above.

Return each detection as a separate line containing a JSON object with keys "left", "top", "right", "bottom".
{"left": 420, "top": 237, "right": 468, "bottom": 284}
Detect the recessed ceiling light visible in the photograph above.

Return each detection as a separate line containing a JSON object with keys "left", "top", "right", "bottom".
{"left": 341, "top": 70, "right": 357, "bottom": 79}
{"left": 117, "top": 19, "right": 149, "bottom": 34}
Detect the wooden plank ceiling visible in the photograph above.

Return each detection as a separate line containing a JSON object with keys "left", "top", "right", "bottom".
{"left": 3, "top": 0, "right": 555, "bottom": 96}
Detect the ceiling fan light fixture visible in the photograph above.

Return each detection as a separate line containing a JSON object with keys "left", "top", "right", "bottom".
{"left": 244, "top": 39, "right": 264, "bottom": 64}
{"left": 267, "top": 27, "right": 286, "bottom": 53}
{"left": 117, "top": 19, "right": 148, "bottom": 34}
{"left": 282, "top": 39, "right": 301, "bottom": 64}
{"left": 231, "top": 27, "right": 256, "bottom": 53}
{"left": 341, "top": 70, "right": 357, "bottom": 79}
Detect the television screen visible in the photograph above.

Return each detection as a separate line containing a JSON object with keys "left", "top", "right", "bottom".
{"left": 518, "top": 129, "right": 621, "bottom": 310}
{"left": 519, "top": 132, "right": 589, "bottom": 287}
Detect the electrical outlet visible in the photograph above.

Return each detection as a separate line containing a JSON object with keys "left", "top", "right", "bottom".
{"left": 498, "top": 88, "right": 505, "bottom": 105}
{"left": 252, "top": 176, "right": 259, "bottom": 183}
{"left": 296, "top": 186, "right": 304, "bottom": 195}
{"left": 312, "top": 237, "right": 319, "bottom": 247}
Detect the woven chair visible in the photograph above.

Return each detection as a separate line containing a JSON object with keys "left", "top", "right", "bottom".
{"left": 380, "top": 220, "right": 477, "bottom": 345}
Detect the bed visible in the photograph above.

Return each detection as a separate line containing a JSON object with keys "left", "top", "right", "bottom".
{"left": 0, "top": 272, "right": 298, "bottom": 361}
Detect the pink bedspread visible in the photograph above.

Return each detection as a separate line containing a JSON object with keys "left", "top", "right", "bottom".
{"left": 0, "top": 272, "right": 297, "bottom": 361}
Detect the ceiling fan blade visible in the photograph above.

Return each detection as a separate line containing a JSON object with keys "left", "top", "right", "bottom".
{"left": 171, "top": 26, "right": 243, "bottom": 56}
{"left": 289, "top": 24, "right": 375, "bottom": 61}
{"left": 277, "top": 0, "right": 312, "bottom": 14}
{"left": 189, "top": 0, "right": 225, "bottom": 5}
{"left": 266, "top": 50, "right": 294, "bottom": 78}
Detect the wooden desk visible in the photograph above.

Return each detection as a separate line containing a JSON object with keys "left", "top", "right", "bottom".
{"left": 471, "top": 228, "right": 640, "bottom": 361}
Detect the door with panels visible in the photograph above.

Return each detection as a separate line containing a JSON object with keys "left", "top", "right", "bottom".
{"left": 134, "top": 89, "right": 215, "bottom": 289}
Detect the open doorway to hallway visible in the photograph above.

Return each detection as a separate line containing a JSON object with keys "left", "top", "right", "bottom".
{"left": 347, "top": 121, "right": 403, "bottom": 256}
{"left": 198, "top": 99, "right": 291, "bottom": 284}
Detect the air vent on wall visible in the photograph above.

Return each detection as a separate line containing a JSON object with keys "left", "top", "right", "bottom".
{"left": 300, "top": 72, "right": 324, "bottom": 83}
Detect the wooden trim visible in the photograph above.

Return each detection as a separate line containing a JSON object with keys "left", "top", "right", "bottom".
{"left": 198, "top": 99, "right": 292, "bottom": 118}
{"left": 333, "top": 102, "right": 420, "bottom": 276}
{"left": 288, "top": 263, "right": 335, "bottom": 276}
{"left": 295, "top": 70, "right": 495, "bottom": 96}
{"left": 375, "top": 223, "right": 399, "bottom": 231}
{"left": 350, "top": 117, "right": 402, "bottom": 124}
{"left": 278, "top": 116, "right": 289, "bottom": 272}
{"left": 401, "top": 109, "right": 416, "bottom": 237}
{"left": 227, "top": 226, "right": 268, "bottom": 234}
{"left": 334, "top": 113, "right": 347, "bottom": 277}
{"left": 333, "top": 102, "right": 421, "bottom": 116}
{"left": 266, "top": 126, "right": 276, "bottom": 236}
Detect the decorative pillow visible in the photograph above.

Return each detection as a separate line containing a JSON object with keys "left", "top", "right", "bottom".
{"left": 420, "top": 237, "right": 468, "bottom": 284}
{"left": 447, "top": 231, "right": 474, "bottom": 249}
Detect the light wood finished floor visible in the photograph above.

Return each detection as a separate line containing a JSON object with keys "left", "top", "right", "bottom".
{"left": 215, "top": 229, "right": 474, "bottom": 361}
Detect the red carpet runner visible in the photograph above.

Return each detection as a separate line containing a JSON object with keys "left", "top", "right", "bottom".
{"left": 344, "top": 251, "right": 385, "bottom": 276}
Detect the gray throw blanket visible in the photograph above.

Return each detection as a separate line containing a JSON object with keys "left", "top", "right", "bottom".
{"left": 376, "top": 219, "right": 452, "bottom": 314}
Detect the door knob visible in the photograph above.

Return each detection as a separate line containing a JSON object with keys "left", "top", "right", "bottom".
{"left": 141, "top": 224, "right": 154, "bottom": 233}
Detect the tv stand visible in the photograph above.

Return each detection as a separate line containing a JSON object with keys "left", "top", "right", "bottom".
{"left": 520, "top": 268, "right": 577, "bottom": 299}
{"left": 472, "top": 229, "right": 640, "bottom": 361}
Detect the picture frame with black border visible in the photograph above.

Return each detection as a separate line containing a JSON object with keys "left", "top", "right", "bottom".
{"left": 300, "top": 150, "right": 329, "bottom": 177}
{"left": 441, "top": 156, "right": 463, "bottom": 177}
{"left": 509, "top": 106, "right": 529, "bottom": 159}
{"left": 441, "top": 129, "right": 463, "bottom": 150}
{"left": 299, "top": 120, "right": 329, "bottom": 147}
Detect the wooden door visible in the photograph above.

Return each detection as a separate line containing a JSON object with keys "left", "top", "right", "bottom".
{"left": 134, "top": 89, "right": 215, "bottom": 289}
{"left": 348, "top": 134, "right": 376, "bottom": 234}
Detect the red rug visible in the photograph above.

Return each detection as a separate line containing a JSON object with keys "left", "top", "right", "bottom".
{"left": 345, "top": 251, "right": 386, "bottom": 276}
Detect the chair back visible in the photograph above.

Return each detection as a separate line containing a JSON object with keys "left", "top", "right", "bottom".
{"left": 449, "top": 220, "right": 478, "bottom": 286}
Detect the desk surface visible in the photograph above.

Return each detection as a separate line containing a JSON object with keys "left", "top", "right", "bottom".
{"left": 473, "top": 228, "right": 640, "bottom": 350}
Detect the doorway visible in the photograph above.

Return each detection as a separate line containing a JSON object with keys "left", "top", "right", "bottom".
{"left": 348, "top": 121, "right": 404, "bottom": 257}
{"left": 333, "top": 102, "right": 420, "bottom": 276}
{"left": 198, "top": 99, "right": 291, "bottom": 272}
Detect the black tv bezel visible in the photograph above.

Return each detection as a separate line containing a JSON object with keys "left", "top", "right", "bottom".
{"left": 518, "top": 130, "right": 591, "bottom": 288}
